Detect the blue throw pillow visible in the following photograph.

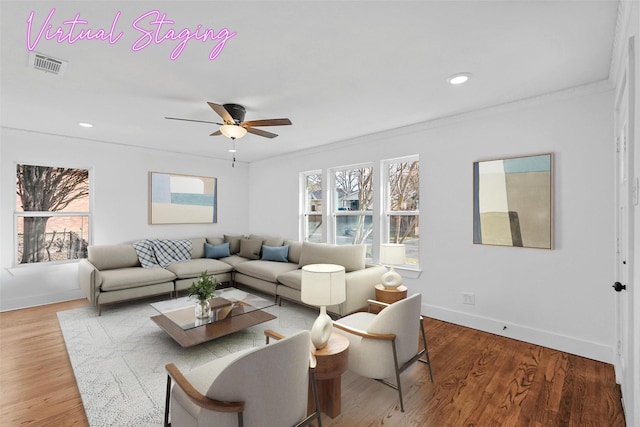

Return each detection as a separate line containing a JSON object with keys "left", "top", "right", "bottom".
{"left": 261, "top": 245, "right": 289, "bottom": 262}
{"left": 205, "top": 242, "right": 230, "bottom": 259}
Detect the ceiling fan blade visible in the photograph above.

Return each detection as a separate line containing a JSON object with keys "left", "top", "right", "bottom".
{"left": 210, "top": 130, "right": 222, "bottom": 136}
{"left": 246, "top": 127, "right": 278, "bottom": 139}
{"left": 165, "top": 117, "right": 223, "bottom": 125}
{"left": 242, "top": 118, "right": 292, "bottom": 127}
{"left": 207, "top": 102, "right": 234, "bottom": 123}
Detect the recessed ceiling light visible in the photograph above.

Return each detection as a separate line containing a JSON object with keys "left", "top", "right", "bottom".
{"left": 447, "top": 72, "right": 471, "bottom": 85}
{"left": 78, "top": 122, "right": 93, "bottom": 128}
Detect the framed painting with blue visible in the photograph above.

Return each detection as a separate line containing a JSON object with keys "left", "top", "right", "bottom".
{"left": 473, "top": 153, "right": 553, "bottom": 249}
{"left": 149, "top": 172, "right": 217, "bottom": 224}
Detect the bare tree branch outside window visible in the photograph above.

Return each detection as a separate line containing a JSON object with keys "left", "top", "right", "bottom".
{"left": 335, "top": 167, "right": 373, "bottom": 247}
{"left": 388, "top": 161, "right": 419, "bottom": 244}
{"left": 16, "top": 165, "right": 89, "bottom": 264}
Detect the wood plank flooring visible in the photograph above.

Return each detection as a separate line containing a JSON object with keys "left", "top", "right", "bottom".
{"left": 0, "top": 299, "right": 625, "bottom": 426}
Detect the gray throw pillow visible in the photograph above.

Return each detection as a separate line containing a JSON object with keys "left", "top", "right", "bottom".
{"left": 224, "top": 234, "right": 245, "bottom": 254}
{"left": 239, "top": 238, "right": 263, "bottom": 260}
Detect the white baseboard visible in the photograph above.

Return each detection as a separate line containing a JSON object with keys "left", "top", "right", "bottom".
{"left": 0, "top": 289, "right": 84, "bottom": 312}
{"left": 423, "top": 303, "right": 613, "bottom": 364}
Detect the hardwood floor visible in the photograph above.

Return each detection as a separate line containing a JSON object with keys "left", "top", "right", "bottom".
{"left": 0, "top": 299, "right": 625, "bottom": 426}
{"left": 0, "top": 299, "right": 89, "bottom": 426}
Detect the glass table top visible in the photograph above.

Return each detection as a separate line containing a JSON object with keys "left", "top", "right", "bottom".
{"left": 150, "top": 287, "right": 276, "bottom": 331}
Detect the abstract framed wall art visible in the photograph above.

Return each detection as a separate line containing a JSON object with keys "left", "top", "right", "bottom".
{"left": 473, "top": 153, "right": 553, "bottom": 249}
{"left": 149, "top": 172, "right": 217, "bottom": 224}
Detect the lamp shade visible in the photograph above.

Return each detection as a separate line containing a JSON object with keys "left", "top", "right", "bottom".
{"left": 220, "top": 124, "right": 248, "bottom": 139}
{"left": 301, "top": 264, "right": 346, "bottom": 306}
{"left": 380, "top": 243, "right": 406, "bottom": 266}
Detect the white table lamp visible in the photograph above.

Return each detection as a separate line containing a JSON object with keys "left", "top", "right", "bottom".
{"left": 301, "top": 264, "right": 346, "bottom": 349}
{"left": 380, "top": 243, "right": 406, "bottom": 289}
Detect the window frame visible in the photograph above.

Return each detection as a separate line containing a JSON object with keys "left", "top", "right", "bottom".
{"left": 330, "top": 163, "right": 374, "bottom": 258}
{"left": 301, "top": 170, "right": 324, "bottom": 242}
{"left": 299, "top": 156, "right": 420, "bottom": 272}
{"left": 382, "top": 156, "right": 420, "bottom": 270}
{"left": 14, "top": 163, "right": 92, "bottom": 267}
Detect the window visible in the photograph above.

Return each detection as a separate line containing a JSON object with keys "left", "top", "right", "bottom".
{"left": 303, "top": 172, "right": 323, "bottom": 242}
{"left": 385, "top": 158, "right": 419, "bottom": 266}
{"left": 333, "top": 165, "right": 373, "bottom": 257}
{"left": 15, "top": 164, "right": 90, "bottom": 264}
{"left": 301, "top": 156, "right": 419, "bottom": 268}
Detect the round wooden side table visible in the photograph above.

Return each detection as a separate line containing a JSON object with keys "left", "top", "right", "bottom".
{"left": 375, "top": 284, "right": 408, "bottom": 305}
{"left": 308, "top": 332, "right": 349, "bottom": 418}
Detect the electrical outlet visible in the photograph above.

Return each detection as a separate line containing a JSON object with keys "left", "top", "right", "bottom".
{"left": 462, "top": 292, "right": 475, "bottom": 305}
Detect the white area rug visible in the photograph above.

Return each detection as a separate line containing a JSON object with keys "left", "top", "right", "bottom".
{"left": 57, "top": 294, "right": 316, "bottom": 426}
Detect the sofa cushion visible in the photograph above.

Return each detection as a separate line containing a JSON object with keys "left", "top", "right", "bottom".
{"left": 284, "top": 240, "right": 302, "bottom": 264}
{"left": 99, "top": 267, "right": 176, "bottom": 291}
{"left": 224, "top": 235, "right": 245, "bottom": 254}
{"left": 235, "top": 260, "right": 299, "bottom": 283}
{"left": 298, "top": 242, "right": 366, "bottom": 272}
{"left": 249, "top": 234, "right": 285, "bottom": 247}
{"left": 206, "top": 236, "right": 224, "bottom": 245}
{"left": 261, "top": 245, "right": 289, "bottom": 262}
{"left": 165, "top": 258, "right": 233, "bottom": 279}
{"left": 88, "top": 244, "right": 140, "bottom": 270}
{"left": 205, "top": 242, "right": 231, "bottom": 259}
{"left": 239, "top": 238, "right": 263, "bottom": 260}
{"left": 191, "top": 237, "right": 206, "bottom": 259}
{"left": 276, "top": 269, "right": 303, "bottom": 291}
{"left": 218, "top": 255, "right": 251, "bottom": 268}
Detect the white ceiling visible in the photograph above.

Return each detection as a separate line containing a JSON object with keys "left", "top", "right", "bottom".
{"left": 1, "top": 1, "right": 620, "bottom": 164}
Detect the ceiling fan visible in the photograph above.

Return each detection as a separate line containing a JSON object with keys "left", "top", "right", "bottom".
{"left": 165, "top": 102, "right": 292, "bottom": 140}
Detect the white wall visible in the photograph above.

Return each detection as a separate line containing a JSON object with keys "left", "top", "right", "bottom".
{"left": 249, "top": 85, "right": 615, "bottom": 363}
{"left": 0, "top": 129, "right": 250, "bottom": 311}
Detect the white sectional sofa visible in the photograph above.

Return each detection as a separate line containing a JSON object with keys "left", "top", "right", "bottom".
{"left": 78, "top": 234, "right": 386, "bottom": 317}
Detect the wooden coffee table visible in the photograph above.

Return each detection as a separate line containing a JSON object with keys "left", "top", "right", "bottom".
{"left": 150, "top": 288, "right": 276, "bottom": 348}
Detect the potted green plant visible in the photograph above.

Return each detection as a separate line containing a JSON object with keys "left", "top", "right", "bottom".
{"left": 187, "top": 271, "right": 219, "bottom": 319}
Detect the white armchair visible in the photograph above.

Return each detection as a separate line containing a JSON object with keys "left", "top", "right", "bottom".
{"left": 164, "top": 330, "right": 321, "bottom": 427}
{"left": 333, "top": 293, "right": 433, "bottom": 412}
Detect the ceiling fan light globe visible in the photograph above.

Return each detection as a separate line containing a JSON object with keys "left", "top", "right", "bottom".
{"left": 220, "top": 124, "right": 247, "bottom": 139}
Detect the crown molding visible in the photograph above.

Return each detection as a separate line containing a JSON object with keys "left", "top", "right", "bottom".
{"left": 0, "top": 126, "right": 243, "bottom": 165}
{"left": 258, "top": 79, "right": 614, "bottom": 164}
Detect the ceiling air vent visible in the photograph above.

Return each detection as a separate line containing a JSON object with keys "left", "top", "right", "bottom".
{"left": 28, "top": 52, "right": 68, "bottom": 76}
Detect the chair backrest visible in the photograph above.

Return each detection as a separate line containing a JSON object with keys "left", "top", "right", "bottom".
{"left": 205, "top": 330, "right": 311, "bottom": 426}
{"left": 368, "top": 293, "right": 422, "bottom": 365}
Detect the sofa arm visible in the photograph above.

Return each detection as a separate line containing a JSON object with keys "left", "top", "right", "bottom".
{"left": 330, "top": 265, "right": 387, "bottom": 316}
{"left": 78, "top": 258, "right": 99, "bottom": 305}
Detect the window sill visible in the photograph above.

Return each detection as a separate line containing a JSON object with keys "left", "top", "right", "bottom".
{"left": 372, "top": 264, "right": 422, "bottom": 279}
{"left": 7, "top": 260, "right": 81, "bottom": 276}
{"left": 397, "top": 266, "right": 421, "bottom": 279}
